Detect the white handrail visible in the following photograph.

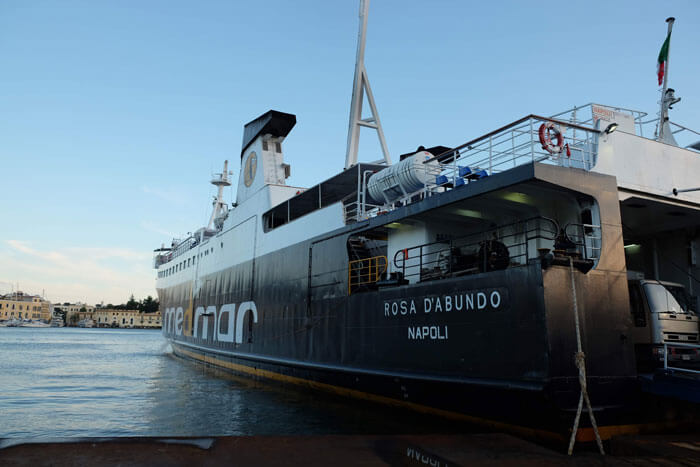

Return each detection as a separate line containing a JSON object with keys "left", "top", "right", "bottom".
{"left": 663, "top": 342, "right": 700, "bottom": 375}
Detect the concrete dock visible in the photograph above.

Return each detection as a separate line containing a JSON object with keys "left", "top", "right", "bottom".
{"left": 2, "top": 432, "right": 700, "bottom": 466}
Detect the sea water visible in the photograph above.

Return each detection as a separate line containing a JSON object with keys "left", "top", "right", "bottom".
{"left": 0, "top": 327, "right": 466, "bottom": 438}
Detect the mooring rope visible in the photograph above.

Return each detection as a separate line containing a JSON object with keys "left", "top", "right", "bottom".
{"left": 567, "top": 257, "right": 605, "bottom": 456}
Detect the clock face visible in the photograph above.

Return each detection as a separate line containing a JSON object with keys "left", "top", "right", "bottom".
{"left": 244, "top": 151, "right": 257, "bottom": 187}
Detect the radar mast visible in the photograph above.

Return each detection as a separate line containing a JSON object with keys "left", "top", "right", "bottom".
{"left": 207, "top": 160, "right": 232, "bottom": 231}
{"left": 344, "top": 0, "right": 391, "bottom": 169}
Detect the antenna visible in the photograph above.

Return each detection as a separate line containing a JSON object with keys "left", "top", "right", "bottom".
{"left": 344, "top": 0, "right": 391, "bottom": 169}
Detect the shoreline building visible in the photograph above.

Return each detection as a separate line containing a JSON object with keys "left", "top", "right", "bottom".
{"left": 93, "top": 309, "right": 161, "bottom": 329}
{"left": 0, "top": 293, "right": 52, "bottom": 321}
{"left": 53, "top": 302, "right": 96, "bottom": 326}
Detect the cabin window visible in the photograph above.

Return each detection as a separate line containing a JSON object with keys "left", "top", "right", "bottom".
{"left": 629, "top": 283, "right": 647, "bottom": 327}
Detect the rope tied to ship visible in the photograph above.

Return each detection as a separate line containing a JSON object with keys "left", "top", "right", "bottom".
{"left": 567, "top": 257, "right": 605, "bottom": 456}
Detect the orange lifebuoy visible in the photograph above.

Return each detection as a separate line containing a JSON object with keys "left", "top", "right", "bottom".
{"left": 538, "top": 122, "right": 564, "bottom": 154}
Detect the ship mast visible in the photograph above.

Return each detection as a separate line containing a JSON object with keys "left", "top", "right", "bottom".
{"left": 207, "top": 160, "right": 232, "bottom": 231}
{"left": 344, "top": 0, "right": 391, "bottom": 169}
{"left": 656, "top": 17, "right": 680, "bottom": 146}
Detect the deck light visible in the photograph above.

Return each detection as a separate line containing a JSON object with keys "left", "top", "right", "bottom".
{"left": 453, "top": 208, "right": 483, "bottom": 219}
{"left": 604, "top": 123, "right": 618, "bottom": 134}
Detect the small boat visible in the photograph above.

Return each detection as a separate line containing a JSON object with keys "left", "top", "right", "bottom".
{"left": 78, "top": 319, "right": 95, "bottom": 328}
{"left": 23, "top": 321, "right": 51, "bottom": 328}
{"left": 50, "top": 317, "right": 65, "bottom": 327}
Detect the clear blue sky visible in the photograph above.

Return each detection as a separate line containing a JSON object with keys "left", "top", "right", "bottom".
{"left": 1, "top": 0, "right": 699, "bottom": 305}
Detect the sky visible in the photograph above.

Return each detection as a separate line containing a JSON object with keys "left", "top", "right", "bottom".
{"left": 1, "top": 0, "right": 699, "bottom": 305}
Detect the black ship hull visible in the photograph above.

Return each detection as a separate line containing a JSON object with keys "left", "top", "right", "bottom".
{"left": 160, "top": 164, "right": 644, "bottom": 442}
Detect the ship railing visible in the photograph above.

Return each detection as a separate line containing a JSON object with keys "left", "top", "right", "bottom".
{"left": 662, "top": 342, "right": 700, "bottom": 375}
{"left": 552, "top": 102, "right": 700, "bottom": 150}
{"left": 153, "top": 252, "right": 171, "bottom": 268}
{"left": 564, "top": 222, "right": 602, "bottom": 262}
{"left": 344, "top": 199, "right": 383, "bottom": 224}
{"left": 550, "top": 103, "right": 648, "bottom": 137}
{"left": 638, "top": 118, "right": 700, "bottom": 149}
{"left": 349, "top": 115, "right": 600, "bottom": 223}
{"left": 168, "top": 235, "right": 197, "bottom": 263}
{"left": 420, "top": 115, "right": 600, "bottom": 200}
{"left": 392, "top": 216, "right": 559, "bottom": 282}
{"left": 348, "top": 255, "right": 388, "bottom": 295}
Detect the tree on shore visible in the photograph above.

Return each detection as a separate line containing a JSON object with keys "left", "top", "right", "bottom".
{"left": 126, "top": 294, "right": 139, "bottom": 310}
{"left": 139, "top": 296, "right": 158, "bottom": 313}
{"left": 99, "top": 295, "right": 159, "bottom": 312}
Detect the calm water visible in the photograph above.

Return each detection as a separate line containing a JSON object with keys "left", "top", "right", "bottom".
{"left": 0, "top": 328, "right": 467, "bottom": 438}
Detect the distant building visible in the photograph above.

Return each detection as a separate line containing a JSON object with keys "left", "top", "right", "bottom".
{"left": 93, "top": 309, "right": 161, "bottom": 329}
{"left": 0, "top": 293, "right": 51, "bottom": 321}
{"left": 54, "top": 302, "right": 95, "bottom": 326}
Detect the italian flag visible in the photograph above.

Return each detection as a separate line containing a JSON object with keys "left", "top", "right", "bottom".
{"left": 657, "top": 32, "right": 670, "bottom": 86}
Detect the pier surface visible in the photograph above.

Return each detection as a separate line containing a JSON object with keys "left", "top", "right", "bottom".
{"left": 2, "top": 433, "right": 700, "bottom": 466}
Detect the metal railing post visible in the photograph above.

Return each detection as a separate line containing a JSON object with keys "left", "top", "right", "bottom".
{"left": 529, "top": 119, "right": 535, "bottom": 161}
{"left": 489, "top": 135, "right": 493, "bottom": 174}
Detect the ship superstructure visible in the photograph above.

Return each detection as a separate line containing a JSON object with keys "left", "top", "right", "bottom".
{"left": 154, "top": 8, "right": 700, "bottom": 443}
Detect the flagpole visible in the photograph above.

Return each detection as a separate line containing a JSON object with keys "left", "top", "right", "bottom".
{"left": 658, "top": 17, "right": 675, "bottom": 142}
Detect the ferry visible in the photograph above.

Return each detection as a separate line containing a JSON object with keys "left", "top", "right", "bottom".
{"left": 155, "top": 7, "right": 700, "bottom": 444}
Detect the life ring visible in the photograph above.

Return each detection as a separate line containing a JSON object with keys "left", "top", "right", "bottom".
{"left": 538, "top": 122, "right": 564, "bottom": 154}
